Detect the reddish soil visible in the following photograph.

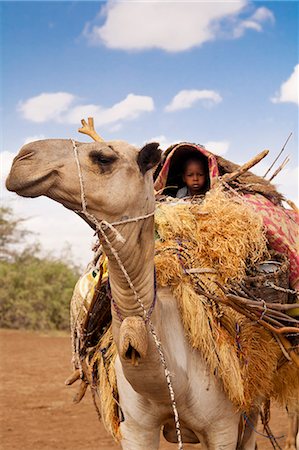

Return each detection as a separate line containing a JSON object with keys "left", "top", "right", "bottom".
{"left": 0, "top": 329, "right": 288, "bottom": 449}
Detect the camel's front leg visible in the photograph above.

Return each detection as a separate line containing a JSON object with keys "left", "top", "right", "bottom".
{"left": 201, "top": 416, "right": 240, "bottom": 450}
{"left": 284, "top": 410, "right": 298, "bottom": 450}
{"left": 120, "top": 417, "right": 160, "bottom": 450}
{"left": 237, "top": 410, "right": 258, "bottom": 450}
{"left": 115, "top": 358, "right": 161, "bottom": 450}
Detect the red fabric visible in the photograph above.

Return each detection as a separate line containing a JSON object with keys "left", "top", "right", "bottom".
{"left": 244, "top": 194, "right": 299, "bottom": 289}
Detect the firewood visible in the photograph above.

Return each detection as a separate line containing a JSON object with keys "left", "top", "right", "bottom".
{"left": 263, "top": 132, "right": 292, "bottom": 178}
{"left": 268, "top": 155, "right": 290, "bottom": 182}
{"left": 65, "top": 369, "right": 80, "bottom": 386}
{"left": 73, "top": 380, "right": 88, "bottom": 403}
{"left": 222, "top": 149, "right": 269, "bottom": 183}
{"left": 285, "top": 199, "right": 299, "bottom": 213}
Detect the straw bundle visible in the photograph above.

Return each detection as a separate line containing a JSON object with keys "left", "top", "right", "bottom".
{"left": 91, "top": 326, "right": 121, "bottom": 440}
{"left": 155, "top": 187, "right": 269, "bottom": 286}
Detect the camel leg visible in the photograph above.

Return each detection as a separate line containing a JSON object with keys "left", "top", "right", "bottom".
{"left": 201, "top": 418, "right": 240, "bottom": 450}
{"left": 115, "top": 359, "right": 161, "bottom": 450}
{"left": 120, "top": 419, "right": 160, "bottom": 450}
{"left": 284, "top": 411, "right": 298, "bottom": 450}
{"left": 237, "top": 410, "right": 258, "bottom": 450}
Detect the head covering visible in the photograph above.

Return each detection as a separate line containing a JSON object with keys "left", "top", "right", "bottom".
{"left": 154, "top": 142, "right": 219, "bottom": 195}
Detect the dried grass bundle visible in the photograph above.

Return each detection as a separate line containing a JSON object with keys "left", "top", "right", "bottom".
{"left": 155, "top": 187, "right": 269, "bottom": 286}
{"left": 272, "top": 358, "right": 299, "bottom": 412}
{"left": 91, "top": 326, "right": 121, "bottom": 441}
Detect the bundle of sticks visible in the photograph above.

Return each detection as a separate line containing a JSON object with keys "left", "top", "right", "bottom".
{"left": 195, "top": 280, "right": 299, "bottom": 367}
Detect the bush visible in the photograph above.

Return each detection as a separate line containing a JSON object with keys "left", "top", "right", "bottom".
{"left": 0, "top": 207, "right": 79, "bottom": 330}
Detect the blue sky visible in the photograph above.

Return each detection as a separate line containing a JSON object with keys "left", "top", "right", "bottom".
{"left": 1, "top": 1, "right": 298, "bottom": 266}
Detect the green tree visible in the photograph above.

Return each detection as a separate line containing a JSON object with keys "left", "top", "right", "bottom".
{"left": 0, "top": 207, "right": 79, "bottom": 330}
{"left": 0, "top": 206, "right": 29, "bottom": 260}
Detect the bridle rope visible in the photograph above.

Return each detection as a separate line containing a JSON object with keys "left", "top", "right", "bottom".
{"left": 71, "top": 139, "right": 183, "bottom": 450}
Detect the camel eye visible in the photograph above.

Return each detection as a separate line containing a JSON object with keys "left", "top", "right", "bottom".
{"left": 89, "top": 151, "right": 117, "bottom": 167}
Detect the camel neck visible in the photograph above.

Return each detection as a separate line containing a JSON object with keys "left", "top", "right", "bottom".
{"left": 101, "top": 216, "right": 155, "bottom": 321}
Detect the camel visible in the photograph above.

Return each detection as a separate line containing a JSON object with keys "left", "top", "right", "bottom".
{"left": 285, "top": 408, "right": 299, "bottom": 450}
{"left": 6, "top": 136, "right": 285, "bottom": 450}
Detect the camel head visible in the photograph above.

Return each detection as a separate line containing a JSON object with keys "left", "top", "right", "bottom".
{"left": 6, "top": 139, "right": 161, "bottom": 226}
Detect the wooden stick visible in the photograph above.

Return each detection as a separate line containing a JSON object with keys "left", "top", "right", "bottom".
{"left": 252, "top": 302, "right": 299, "bottom": 311}
{"left": 225, "top": 293, "right": 299, "bottom": 323}
{"left": 195, "top": 286, "right": 299, "bottom": 333}
{"left": 73, "top": 380, "right": 88, "bottom": 404}
{"left": 222, "top": 149, "right": 269, "bottom": 183}
{"left": 285, "top": 199, "right": 299, "bottom": 213}
{"left": 273, "top": 333, "right": 292, "bottom": 361}
{"left": 277, "top": 335, "right": 299, "bottom": 367}
{"left": 186, "top": 268, "right": 217, "bottom": 274}
{"left": 196, "top": 285, "right": 299, "bottom": 367}
{"left": 226, "top": 283, "right": 299, "bottom": 310}
{"left": 78, "top": 117, "right": 104, "bottom": 142}
{"left": 65, "top": 369, "right": 80, "bottom": 386}
{"left": 268, "top": 155, "right": 290, "bottom": 182}
{"left": 263, "top": 132, "right": 292, "bottom": 178}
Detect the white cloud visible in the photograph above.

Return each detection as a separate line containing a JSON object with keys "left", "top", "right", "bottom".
{"left": 165, "top": 90, "right": 222, "bottom": 112}
{"left": 18, "top": 92, "right": 154, "bottom": 127}
{"left": 64, "top": 93, "right": 154, "bottom": 126}
{"left": 18, "top": 92, "right": 75, "bottom": 123}
{"left": 233, "top": 7, "right": 274, "bottom": 38}
{"left": 204, "top": 140, "right": 230, "bottom": 156}
{"left": 273, "top": 165, "right": 299, "bottom": 204}
{"left": 83, "top": 1, "right": 274, "bottom": 52}
{"left": 145, "top": 136, "right": 229, "bottom": 156}
{"left": 251, "top": 6, "right": 275, "bottom": 23}
{"left": 1, "top": 149, "right": 94, "bottom": 268}
{"left": 271, "top": 64, "right": 299, "bottom": 106}
{"left": 147, "top": 135, "right": 178, "bottom": 151}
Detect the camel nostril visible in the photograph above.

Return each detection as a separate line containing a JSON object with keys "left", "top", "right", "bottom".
{"left": 16, "top": 150, "right": 35, "bottom": 162}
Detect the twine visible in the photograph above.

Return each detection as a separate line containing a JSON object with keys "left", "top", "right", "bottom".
{"left": 71, "top": 139, "right": 183, "bottom": 449}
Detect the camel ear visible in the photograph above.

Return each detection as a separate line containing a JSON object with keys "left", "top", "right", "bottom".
{"left": 137, "top": 143, "right": 161, "bottom": 175}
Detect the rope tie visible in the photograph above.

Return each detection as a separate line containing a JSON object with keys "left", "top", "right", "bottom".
{"left": 71, "top": 139, "right": 183, "bottom": 450}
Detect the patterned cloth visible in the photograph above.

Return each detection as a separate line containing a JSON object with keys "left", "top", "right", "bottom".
{"left": 154, "top": 143, "right": 299, "bottom": 289}
{"left": 244, "top": 194, "right": 299, "bottom": 289}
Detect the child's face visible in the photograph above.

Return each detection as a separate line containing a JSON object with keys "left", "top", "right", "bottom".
{"left": 183, "top": 160, "right": 206, "bottom": 195}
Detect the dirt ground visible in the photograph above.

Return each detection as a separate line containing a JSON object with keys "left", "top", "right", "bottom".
{"left": 0, "top": 329, "right": 289, "bottom": 450}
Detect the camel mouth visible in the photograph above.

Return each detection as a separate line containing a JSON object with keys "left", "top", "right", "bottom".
{"left": 119, "top": 316, "right": 148, "bottom": 366}
{"left": 6, "top": 170, "right": 56, "bottom": 198}
{"left": 125, "top": 344, "right": 141, "bottom": 365}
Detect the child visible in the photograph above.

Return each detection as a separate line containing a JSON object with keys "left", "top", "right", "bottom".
{"left": 176, "top": 157, "right": 209, "bottom": 198}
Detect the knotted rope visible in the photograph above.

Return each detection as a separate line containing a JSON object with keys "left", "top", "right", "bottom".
{"left": 71, "top": 139, "right": 183, "bottom": 449}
